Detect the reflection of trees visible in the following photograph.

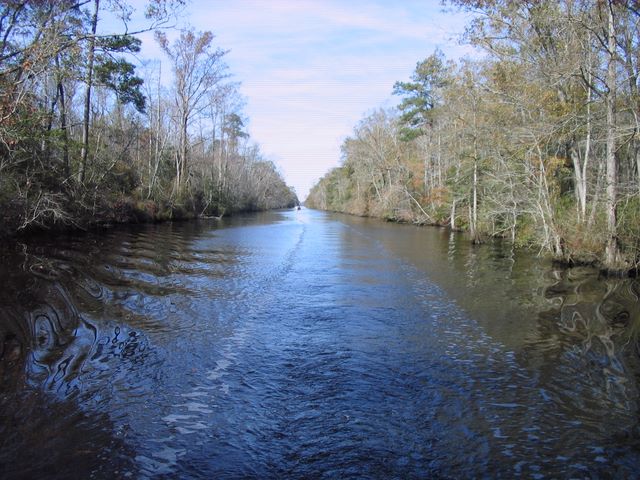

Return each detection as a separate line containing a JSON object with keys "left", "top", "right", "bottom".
{"left": 2, "top": 230, "right": 164, "bottom": 392}
{"left": 0, "top": 219, "right": 235, "bottom": 395}
{"left": 0, "top": 214, "right": 284, "bottom": 476}
{"left": 440, "top": 230, "right": 640, "bottom": 430}
{"left": 0, "top": 251, "right": 143, "bottom": 477}
{"left": 0, "top": 388, "right": 137, "bottom": 478}
{"left": 538, "top": 269, "right": 640, "bottom": 362}
{"left": 0, "top": 266, "right": 156, "bottom": 398}
{"left": 525, "top": 269, "right": 640, "bottom": 433}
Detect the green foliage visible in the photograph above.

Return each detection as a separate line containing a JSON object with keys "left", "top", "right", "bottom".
{"left": 95, "top": 59, "right": 146, "bottom": 112}
{"left": 223, "top": 113, "right": 249, "bottom": 140}
{"left": 513, "top": 214, "right": 537, "bottom": 248}
{"left": 618, "top": 197, "right": 640, "bottom": 266}
{"left": 97, "top": 34, "right": 142, "bottom": 53}
{"left": 92, "top": 35, "right": 146, "bottom": 112}
{"left": 392, "top": 49, "right": 450, "bottom": 140}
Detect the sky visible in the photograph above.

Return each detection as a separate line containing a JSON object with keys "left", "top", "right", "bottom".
{"left": 125, "top": 0, "right": 476, "bottom": 199}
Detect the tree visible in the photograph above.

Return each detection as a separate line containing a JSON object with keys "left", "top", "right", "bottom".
{"left": 78, "top": 0, "right": 180, "bottom": 183}
{"left": 155, "top": 28, "right": 228, "bottom": 193}
{"left": 0, "top": 0, "right": 297, "bottom": 237}
{"left": 78, "top": 0, "right": 99, "bottom": 183}
{"left": 392, "top": 49, "right": 450, "bottom": 141}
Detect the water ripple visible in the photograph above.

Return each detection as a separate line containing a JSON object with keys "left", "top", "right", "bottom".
{"left": 0, "top": 211, "right": 639, "bottom": 478}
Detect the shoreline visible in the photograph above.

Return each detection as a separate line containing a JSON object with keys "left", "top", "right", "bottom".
{"left": 2, "top": 198, "right": 297, "bottom": 246}
{"left": 308, "top": 206, "right": 638, "bottom": 278}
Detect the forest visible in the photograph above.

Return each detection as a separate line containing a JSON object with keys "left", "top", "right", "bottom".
{"left": 306, "top": 0, "right": 640, "bottom": 273}
{"left": 0, "top": 0, "right": 298, "bottom": 238}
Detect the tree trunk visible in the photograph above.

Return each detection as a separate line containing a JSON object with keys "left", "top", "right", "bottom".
{"left": 79, "top": 0, "right": 99, "bottom": 184}
{"left": 57, "top": 74, "right": 69, "bottom": 179}
{"left": 604, "top": 1, "right": 620, "bottom": 269}
{"left": 471, "top": 158, "right": 478, "bottom": 242}
{"left": 450, "top": 199, "right": 456, "bottom": 230}
{"left": 181, "top": 115, "right": 188, "bottom": 188}
{"left": 148, "top": 61, "right": 162, "bottom": 198}
{"left": 572, "top": 55, "right": 592, "bottom": 221}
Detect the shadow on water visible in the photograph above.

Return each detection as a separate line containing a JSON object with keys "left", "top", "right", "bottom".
{"left": 0, "top": 248, "right": 141, "bottom": 478}
{"left": 0, "top": 268, "right": 138, "bottom": 478}
{"left": 0, "top": 219, "right": 232, "bottom": 478}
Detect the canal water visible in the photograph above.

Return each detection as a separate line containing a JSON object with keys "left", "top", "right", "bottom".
{"left": 0, "top": 208, "right": 638, "bottom": 478}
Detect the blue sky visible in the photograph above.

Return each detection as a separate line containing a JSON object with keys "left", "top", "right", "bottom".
{"left": 126, "top": 0, "right": 475, "bottom": 198}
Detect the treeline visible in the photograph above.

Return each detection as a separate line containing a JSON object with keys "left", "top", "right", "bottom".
{"left": 0, "top": 0, "right": 297, "bottom": 238}
{"left": 306, "top": 0, "right": 639, "bottom": 272}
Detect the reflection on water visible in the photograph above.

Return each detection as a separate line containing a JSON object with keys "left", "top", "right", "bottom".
{"left": 1, "top": 210, "right": 639, "bottom": 478}
{"left": 530, "top": 269, "right": 640, "bottom": 423}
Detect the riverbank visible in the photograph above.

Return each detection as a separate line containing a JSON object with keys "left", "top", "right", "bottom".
{"left": 2, "top": 194, "right": 298, "bottom": 243}
{"left": 305, "top": 204, "right": 638, "bottom": 277}
{"left": 1, "top": 196, "right": 196, "bottom": 241}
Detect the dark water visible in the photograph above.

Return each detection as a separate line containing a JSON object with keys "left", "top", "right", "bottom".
{"left": 1, "top": 209, "right": 639, "bottom": 479}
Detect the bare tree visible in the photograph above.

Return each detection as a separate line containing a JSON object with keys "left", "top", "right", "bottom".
{"left": 155, "top": 28, "right": 228, "bottom": 194}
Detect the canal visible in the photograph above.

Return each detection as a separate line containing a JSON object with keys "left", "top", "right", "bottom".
{"left": 1, "top": 208, "right": 638, "bottom": 478}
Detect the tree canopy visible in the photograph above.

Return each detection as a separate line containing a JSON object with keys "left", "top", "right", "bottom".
{"left": 308, "top": 0, "right": 640, "bottom": 273}
{"left": 0, "top": 0, "right": 297, "bottom": 236}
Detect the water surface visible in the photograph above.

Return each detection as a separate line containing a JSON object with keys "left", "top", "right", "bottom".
{"left": 1, "top": 209, "right": 639, "bottom": 478}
